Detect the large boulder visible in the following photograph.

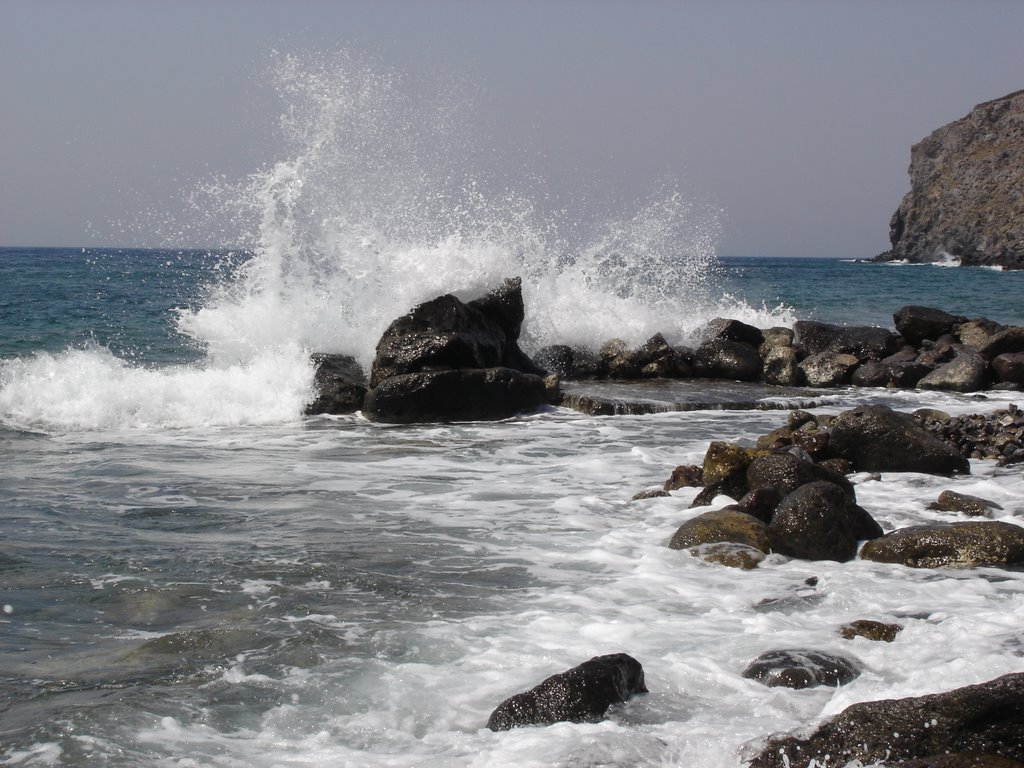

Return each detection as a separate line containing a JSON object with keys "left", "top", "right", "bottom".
{"left": 828, "top": 405, "right": 969, "bottom": 475}
{"left": 747, "top": 672, "right": 1024, "bottom": 767}
{"left": 668, "top": 509, "right": 770, "bottom": 553}
{"left": 992, "top": 352, "right": 1024, "bottom": 384}
{"left": 980, "top": 327, "right": 1024, "bottom": 359}
{"left": 761, "top": 345, "right": 800, "bottom": 386}
{"left": 369, "top": 278, "right": 542, "bottom": 387}
{"left": 692, "top": 339, "right": 763, "bottom": 381}
{"left": 304, "top": 354, "right": 368, "bottom": 415}
{"left": 532, "top": 344, "right": 603, "bottom": 380}
{"left": 794, "top": 320, "right": 900, "bottom": 361}
{"left": 362, "top": 368, "right": 546, "bottom": 424}
{"left": 798, "top": 351, "right": 859, "bottom": 387}
{"left": 859, "top": 521, "right": 1024, "bottom": 568}
{"left": 486, "top": 653, "right": 647, "bottom": 731}
{"left": 918, "top": 350, "right": 990, "bottom": 392}
{"left": 875, "top": 90, "right": 1024, "bottom": 270}
{"left": 767, "top": 481, "right": 882, "bottom": 562}
{"left": 742, "top": 649, "right": 861, "bottom": 689}
{"left": 701, "top": 318, "right": 764, "bottom": 347}
{"left": 894, "top": 306, "right": 968, "bottom": 347}
{"left": 746, "top": 453, "right": 854, "bottom": 499}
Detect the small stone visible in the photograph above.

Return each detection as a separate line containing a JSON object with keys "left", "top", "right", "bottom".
{"left": 840, "top": 619, "right": 904, "bottom": 642}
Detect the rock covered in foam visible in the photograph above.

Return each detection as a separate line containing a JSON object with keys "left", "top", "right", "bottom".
{"left": 486, "top": 653, "right": 647, "bottom": 731}
{"left": 748, "top": 672, "right": 1024, "bottom": 767}
{"left": 741, "top": 648, "right": 861, "bottom": 689}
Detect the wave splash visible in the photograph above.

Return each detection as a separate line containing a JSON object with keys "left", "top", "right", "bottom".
{"left": 2, "top": 51, "right": 792, "bottom": 432}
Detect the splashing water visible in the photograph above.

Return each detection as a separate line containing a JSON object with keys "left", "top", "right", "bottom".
{"left": 177, "top": 50, "right": 782, "bottom": 368}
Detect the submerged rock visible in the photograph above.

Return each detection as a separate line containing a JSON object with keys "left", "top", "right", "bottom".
{"left": 859, "top": 521, "right": 1024, "bottom": 568}
{"left": 839, "top": 619, "right": 904, "bottom": 642}
{"left": 486, "top": 653, "right": 647, "bottom": 731}
{"left": 929, "top": 490, "right": 1003, "bottom": 517}
{"left": 748, "top": 672, "right": 1024, "bottom": 767}
{"left": 667, "top": 509, "right": 770, "bottom": 553}
{"left": 742, "top": 648, "right": 861, "bottom": 689}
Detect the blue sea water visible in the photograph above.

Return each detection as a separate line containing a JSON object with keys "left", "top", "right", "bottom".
{"left": 2, "top": 52, "right": 1023, "bottom": 768}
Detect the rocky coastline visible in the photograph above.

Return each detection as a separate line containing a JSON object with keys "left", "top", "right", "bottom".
{"left": 303, "top": 280, "right": 1024, "bottom": 764}
{"left": 875, "top": 89, "right": 1024, "bottom": 271}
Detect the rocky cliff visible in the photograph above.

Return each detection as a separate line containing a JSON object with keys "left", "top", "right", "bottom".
{"left": 876, "top": 89, "right": 1024, "bottom": 270}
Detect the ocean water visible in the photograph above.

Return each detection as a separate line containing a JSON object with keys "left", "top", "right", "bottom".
{"left": 3, "top": 51, "right": 1024, "bottom": 767}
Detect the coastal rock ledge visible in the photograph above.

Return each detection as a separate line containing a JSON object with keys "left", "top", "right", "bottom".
{"left": 876, "top": 89, "right": 1024, "bottom": 270}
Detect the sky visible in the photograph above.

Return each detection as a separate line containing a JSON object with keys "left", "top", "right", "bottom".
{"left": 1, "top": 0, "right": 1023, "bottom": 258}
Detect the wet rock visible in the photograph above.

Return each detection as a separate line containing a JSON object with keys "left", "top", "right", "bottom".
{"left": 839, "top": 619, "right": 904, "bottom": 642}
{"left": 747, "top": 672, "right": 1024, "bottom": 768}
{"left": 532, "top": 345, "right": 603, "bottom": 380}
{"left": 760, "top": 327, "right": 794, "bottom": 351}
{"left": 929, "top": 490, "right": 1003, "bottom": 517}
{"left": 632, "top": 333, "right": 691, "bottom": 378}
{"left": 631, "top": 488, "right": 670, "bottom": 500}
{"left": 859, "top": 521, "right": 1024, "bottom": 568}
{"left": 701, "top": 318, "right": 764, "bottom": 347}
{"left": 895, "top": 755, "right": 1024, "bottom": 768}
{"left": 798, "top": 351, "right": 860, "bottom": 387}
{"left": 762, "top": 345, "right": 801, "bottom": 386}
{"left": 980, "top": 327, "right": 1024, "bottom": 360}
{"left": 957, "top": 318, "right": 1004, "bottom": 349}
{"left": 363, "top": 368, "right": 547, "bottom": 423}
{"left": 918, "top": 349, "right": 990, "bottom": 392}
{"left": 304, "top": 354, "right": 368, "bottom": 415}
{"left": 993, "top": 353, "right": 1024, "bottom": 385}
{"left": 851, "top": 359, "right": 891, "bottom": 388}
{"left": 794, "top": 320, "right": 900, "bottom": 361}
{"left": 741, "top": 649, "right": 861, "bottom": 689}
{"left": 663, "top": 464, "right": 704, "bottom": 491}
{"left": 600, "top": 338, "right": 641, "bottom": 379}
{"left": 790, "top": 428, "right": 830, "bottom": 460}
{"left": 894, "top": 306, "right": 967, "bottom": 347}
{"left": 690, "top": 473, "right": 748, "bottom": 508}
{"left": 787, "top": 410, "right": 817, "bottom": 430}
{"left": 746, "top": 453, "right": 854, "bottom": 500}
{"left": 692, "top": 339, "right": 763, "bottom": 381}
{"left": 828, "top": 404, "right": 970, "bottom": 475}
{"left": 487, "top": 653, "right": 647, "bottom": 731}
{"left": 920, "top": 405, "right": 1024, "bottom": 466}
{"left": 767, "top": 481, "right": 882, "bottom": 562}
{"left": 370, "top": 279, "right": 542, "bottom": 388}
{"left": 668, "top": 509, "right": 770, "bottom": 553}
{"left": 687, "top": 542, "right": 766, "bottom": 569}
{"left": 737, "top": 487, "right": 783, "bottom": 524}
{"left": 888, "top": 361, "right": 934, "bottom": 388}
{"left": 702, "top": 442, "right": 767, "bottom": 487}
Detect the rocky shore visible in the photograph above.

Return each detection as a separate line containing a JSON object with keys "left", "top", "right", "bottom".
{"left": 302, "top": 279, "right": 1024, "bottom": 763}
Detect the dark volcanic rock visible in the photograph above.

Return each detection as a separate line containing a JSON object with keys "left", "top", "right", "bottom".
{"left": 746, "top": 453, "right": 854, "bottom": 500}
{"left": 362, "top": 368, "right": 546, "bottom": 424}
{"left": 895, "top": 306, "right": 968, "bottom": 346}
{"left": 981, "top": 327, "right": 1024, "bottom": 359}
{"left": 532, "top": 344, "right": 604, "bottom": 380}
{"left": 304, "top": 354, "right": 368, "bottom": 415}
{"left": 767, "top": 481, "right": 882, "bottom": 562}
{"left": 692, "top": 339, "right": 763, "bottom": 381}
{"left": 993, "top": 352, "right": 1024, "bottom": 385}
{"left": 876, "top": 90, "right": 1024, "bottom": 270}
{"left": 918, "top": 350, "right": 990, "bottom": 392}
{"left": 895, "top": 755, "right": 1024, "bottom": 768}
{"left": 828, "top": 404, "right": 970, "bottom": 475}
{"left": 737, "top": 487, "right": 783, "bottom": 524}
{"left": 794, "top": 320, "right": 900, "bottom": 361}
{"left": 747, "top": 672, "right": 1024, "bottom": 767}
{"left": 486, "top": 653, "right": 647, "bottom": 731}
{"left": 687, "top": 542, "right": 766, "bottom": 569}
{"left": 859, "top": 521, "right": 1024, "bottom": 568}
{"left": 701, "top": 317, "right": 764, "bottom": 347}
{"left": 663, "top": 464, "right": 704, "bottom": 491}
{"left": 667, "top": 509, "right": 770, "bottom": 553}
{"left": 761, "top": 345, "right": 801, "bottom": 386}
{"left": 370, "top": 278, "right": 541, "bottom": 387}
{"left": 929, "top": 490, "right": 1003, "bottom": 517}
{"left": 742, "top": 649, "right": 861, "bottom": 689}
{"left": 839, "top": 619, "right": 904, "bottom": 642}
{"left": 798, "top": 351, "right": 860, "bottom": 387}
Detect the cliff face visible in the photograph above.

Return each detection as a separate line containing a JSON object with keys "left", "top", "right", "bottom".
{"left": 877, "top": 89, "right": 1024, "bottom": 270}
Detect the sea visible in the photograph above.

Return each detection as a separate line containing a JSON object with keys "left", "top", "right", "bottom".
{"left": 3, "top": 52, "right": 1024, "bottom": 768}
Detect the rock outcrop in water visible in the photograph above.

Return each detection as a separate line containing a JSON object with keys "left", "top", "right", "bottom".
{"left": 875, "top": 90, "right": 1024, "bottom": 270}
{"left": 747, "top": 672, "right": 1024, "bottom": 767}
{"left": 486, "top": 653, "right": 647, "bottom": 731}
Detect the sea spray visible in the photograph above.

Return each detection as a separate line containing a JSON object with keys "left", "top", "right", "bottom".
{"left": 176, "top": 50, "right": 783, "bottom": 369}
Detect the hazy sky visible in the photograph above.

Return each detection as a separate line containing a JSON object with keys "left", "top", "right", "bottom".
{"left": 2, "top": 0, "right": 1023, "bottom": 258}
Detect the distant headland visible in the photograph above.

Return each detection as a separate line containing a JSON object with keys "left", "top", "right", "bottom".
{"left": 875, "top": 89, "right": 1024, "bottom": 271}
